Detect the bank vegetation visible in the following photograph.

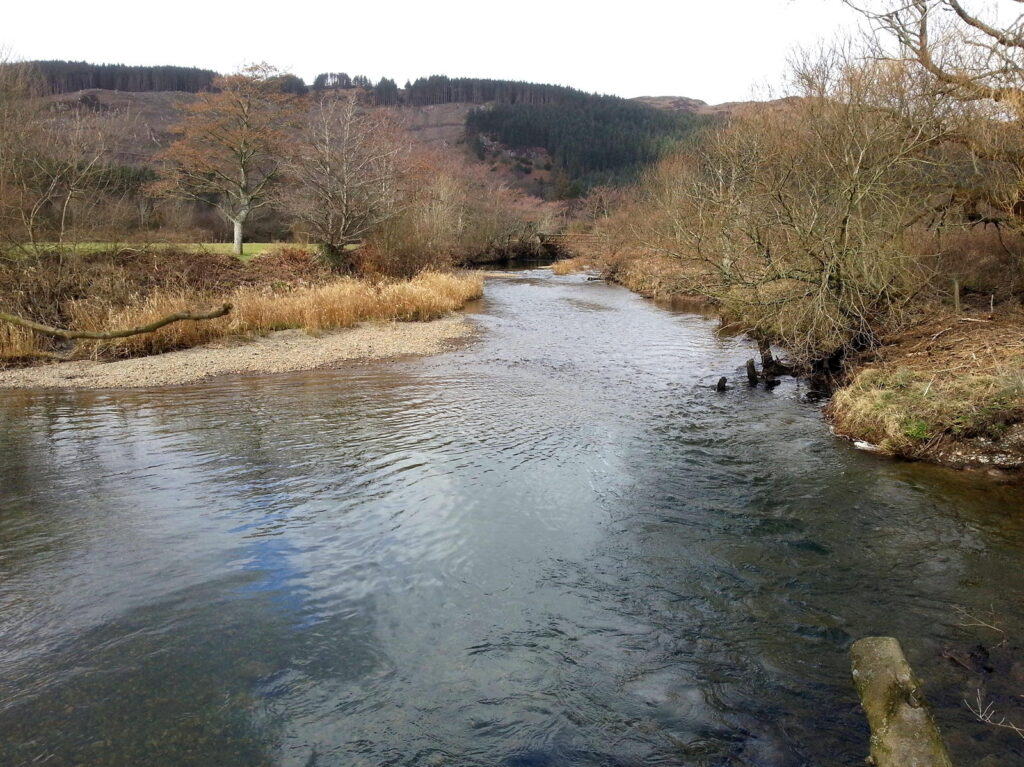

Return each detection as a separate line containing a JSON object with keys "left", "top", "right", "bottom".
{"left": 567, "top": 1, "right": 1024, "bottom": 471}
{"left": 0, "top": 59, "right": 527, "bottom": 372}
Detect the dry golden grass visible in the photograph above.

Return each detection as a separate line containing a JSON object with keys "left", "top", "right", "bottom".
{"left": 69, "top": 291, "right": 231, "bottom": 358}
{"left": 604, "top": 253, "right": 711, "bottom": 302}
{"left": 830, "top": 362, "right": 1024, "bottom": 455}
{"left": 3, "top": 271, "right": 483, "bottom": 362}
{"left": 550, "top": 257, "right": 592, "bottom": 275}
{"left": 0, "top": 324, "right": 42, "bottom": 359}
{"left": 829, "top": 306, "right": 1024, "bottom": 456}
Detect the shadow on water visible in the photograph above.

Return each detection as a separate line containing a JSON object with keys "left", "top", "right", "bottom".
{"left": 1, "top": 269, "right": 1024, "bottom": 766}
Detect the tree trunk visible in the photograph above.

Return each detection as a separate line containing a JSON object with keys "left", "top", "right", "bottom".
{"left": 319, "top": 242, "right": 354, "bottom": 273}
{"left": 851, "top": 637, "right": 953, "bottom": 767}
{"left": 746, "top": 359, "right": 759, "bottom": 386}
{"left": 758, "top": 339, "right": 775, "bottom": 371}
{"left": 232, "top": 218, "right": 244, "bottom": 256}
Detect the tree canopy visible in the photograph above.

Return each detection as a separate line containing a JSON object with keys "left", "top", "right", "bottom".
{"left": 24, "top": 61, "right": 217, "bottom": 93}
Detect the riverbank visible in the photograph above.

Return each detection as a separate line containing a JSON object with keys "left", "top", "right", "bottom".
{"left": 829, "top": 305, "right": 1024, "bottom": 473}
{"left": 1, "top": 248, "right": 484, "bottom": 387}
{"left": 0, "top": 314, "right": 475, "bottom": 389}
{"left": 552, "top": 255, "right": 1024, "bottom": 475}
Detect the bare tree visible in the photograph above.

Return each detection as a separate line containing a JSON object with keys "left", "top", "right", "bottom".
{"left": 846, "top": 1, "right": 1024, "bottom": 221}
{"left": 625, "top": 46, "right": 953, "bottom": 369}
{"left": 0, "top": 54, "right": 130, "bottom": 253}
{"left": 280, "top": 93, "right": 410, "bottom": 269}
{"left": 0, "top": 53, "right": 41, "bottom": 252}
{"left": 848, "top": 0, "right": 1024, "bottom": 102}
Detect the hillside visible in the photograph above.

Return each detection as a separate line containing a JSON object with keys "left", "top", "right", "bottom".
{"left": 17, "top": 59, "right": 717, "bottom": 198}
{"left": 49, "top": 86, "right": 706, "bottom": 198}
{"left": 47, "top": 90, "right": 475, "bottom": 162}
{"left": 631, "top": 95, "right": 711, "bottom": 113}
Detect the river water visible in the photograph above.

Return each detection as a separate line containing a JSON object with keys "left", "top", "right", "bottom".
{"left": 2, "top": 270, "right": 1024, "bottom": 766}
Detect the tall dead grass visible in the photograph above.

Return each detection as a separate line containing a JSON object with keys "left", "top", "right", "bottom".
{"left": 550, "top": 257, "right": 593, "bottom": 275}
{"left": 5, "top": 271, "right": 483, "bottom": 361}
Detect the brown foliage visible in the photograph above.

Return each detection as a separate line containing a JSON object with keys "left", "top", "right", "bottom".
{"left": 151, "top": 64, "right": 301, "bottom": 253}
{"left": 246, "top": 247, "right": 330, "bottom": 284}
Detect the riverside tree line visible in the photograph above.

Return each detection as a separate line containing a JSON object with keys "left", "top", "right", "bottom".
{"left": 585, "top": 0, "right": 1024, "bottom": 375}
{"left": 0, "top": 61, "right": 556, "bottom": 270}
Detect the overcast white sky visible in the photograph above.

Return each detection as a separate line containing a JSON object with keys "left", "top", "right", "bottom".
{"left": 6, "top": 0, "right": 864, "bottom": 103}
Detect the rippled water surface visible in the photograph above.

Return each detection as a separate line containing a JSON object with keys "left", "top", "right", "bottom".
{"left": 3, "top": 270, "right": 1024, "bottom": 766}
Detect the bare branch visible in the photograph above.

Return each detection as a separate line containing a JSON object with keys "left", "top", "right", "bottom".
{"left": 0, "top": 303, "right": 232, "bottom": 340}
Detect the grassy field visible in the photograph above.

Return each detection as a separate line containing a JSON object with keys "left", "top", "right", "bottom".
{"left": 31, "top": 242, "right": 282, "bottom": 260}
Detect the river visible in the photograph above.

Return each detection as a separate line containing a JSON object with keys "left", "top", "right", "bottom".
{"left": 2, "top": 269, "right": 1023, "bottom": 766}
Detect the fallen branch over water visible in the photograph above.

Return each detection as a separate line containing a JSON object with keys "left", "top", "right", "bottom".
{"left": 0, "top": 303, "right": 232, "bottom": 340}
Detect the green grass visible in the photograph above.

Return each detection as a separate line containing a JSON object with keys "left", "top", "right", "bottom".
{"left": 24, "top": 242, "right": 365, "bottom": 261}
{"left": 63, "top": 240, "right": 280, "bottom": 262}
{"left": 25, "top": 242, "right": 280, "bottom": 257}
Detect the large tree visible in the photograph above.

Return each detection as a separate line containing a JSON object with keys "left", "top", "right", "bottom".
{"left": 847, "top": 0, "right": 1024, "bottom": 221}
{"left": 154, "top": 64, "right": 297, "bottom": 255}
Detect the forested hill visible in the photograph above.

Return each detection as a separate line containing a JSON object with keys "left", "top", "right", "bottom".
{"left": 466, "top": 96, "right": 704, "bottom": 188}
{"left": 317, "top": 74, "right": 708, "bottom": 188}
{"left": 312, "top": 74, "right": 711, "bottom": 188}
{"left": 26, "top": 62, "right": 709, "bottom": 195}
{"left": 27, "top": 61, "right": 217, "bottom": 94}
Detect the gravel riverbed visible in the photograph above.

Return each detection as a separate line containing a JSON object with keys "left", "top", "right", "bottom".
{"left": 0, "top": 315, "right": 474, "bottom": 390}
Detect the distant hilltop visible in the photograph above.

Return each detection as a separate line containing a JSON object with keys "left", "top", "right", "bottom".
{"left": 631, "top": 96, "right": 709, "bottom": 113}
{"left": 632, "top": 95, "right": 800, "bottom": 117}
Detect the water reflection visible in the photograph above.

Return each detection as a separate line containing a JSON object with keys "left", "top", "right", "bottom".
{"left": 1, "top": 270, "right": 1023, "bottom": 766}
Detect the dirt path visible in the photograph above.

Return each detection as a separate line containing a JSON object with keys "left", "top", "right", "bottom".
{"left": 0, "top": 316, "right": 474, "bottom": 390}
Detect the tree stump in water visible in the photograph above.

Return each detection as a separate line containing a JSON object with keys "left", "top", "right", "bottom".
{"left": 851, "top": 637, "right": 953, "bottom": 767}
{"left": 746, "top": 359, "right": 759, "bottom": 387}
{"left": 757, "top": 338, "right": 793, "bottom": 377}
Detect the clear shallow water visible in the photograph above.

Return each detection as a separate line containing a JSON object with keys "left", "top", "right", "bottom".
{"left": 1, "top": 270, "right": 1024, "bottom": 766}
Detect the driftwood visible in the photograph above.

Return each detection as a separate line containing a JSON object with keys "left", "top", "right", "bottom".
{"left": 851, "top": 637, "right": 954, "bottom": 767}
{"left": 0, "top": 303, "right": 232, "bottom": 341}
